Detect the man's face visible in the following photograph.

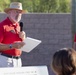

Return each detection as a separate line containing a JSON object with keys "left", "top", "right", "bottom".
{"left": 8, "top": 9, "right": 22, "bottom": 22}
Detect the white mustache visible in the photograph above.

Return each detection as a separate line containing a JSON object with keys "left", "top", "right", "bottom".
{"left": 15, "top": 15, "right": 21, "bottom": 22}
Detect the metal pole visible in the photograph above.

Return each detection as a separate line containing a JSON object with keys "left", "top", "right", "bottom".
{"left": 72, "top": 0, "right": 76, "bottom": 44}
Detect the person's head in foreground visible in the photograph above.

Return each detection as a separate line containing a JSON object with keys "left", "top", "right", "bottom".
{"left": 51, "top": 48, "right": 76, "bottom": 75}
{"left": 4, "top": 2, "right": 25, "bottom": 23}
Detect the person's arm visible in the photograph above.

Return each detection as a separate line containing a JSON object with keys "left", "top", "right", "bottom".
{"left": 0, "top": 42, "right": 25, "bottom": 51}
{"left": 0, "top": 44, "right": 11, "bottom": 51}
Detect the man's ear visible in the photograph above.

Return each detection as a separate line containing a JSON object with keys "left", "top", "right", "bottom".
{"left": 7, "top": 10, "right": 12, "bottom": 14}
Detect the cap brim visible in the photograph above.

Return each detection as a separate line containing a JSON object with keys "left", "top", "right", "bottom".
{"left": 4, "top": 8, "right": 25, "bottom": 13}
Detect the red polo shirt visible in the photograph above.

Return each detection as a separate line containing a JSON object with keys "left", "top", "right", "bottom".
{"left": 0, "top": 17, "right": 22, "bottom": 56}
{"left": 74, "top": 34, "right": 76, "bottom": 42}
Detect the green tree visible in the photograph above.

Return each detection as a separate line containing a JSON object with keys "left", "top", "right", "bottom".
{"left": 30, "top": 0, "right": 71, "bottom": 13}
{"left": 58, "top": 0, "right": 71, "bottom": 13}
{"left": 0, "top": 0, "right": 10, "bottom": 12}
{"left": 0, "top": 0, "right": 71, "bottom": 13}
{"left": 48, "top": 0, "right": 59, "bottom": 13}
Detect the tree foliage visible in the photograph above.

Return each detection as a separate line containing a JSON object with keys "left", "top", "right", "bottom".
{"left": 0, "top": 0, "right": 71, "bottom": 13}
{"left": 0, "top": 0, "right": 10, "bottom": 12}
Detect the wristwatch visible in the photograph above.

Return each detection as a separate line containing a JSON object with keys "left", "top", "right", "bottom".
{"left": 9, "top": 44, "right": 12, "bottom": 49}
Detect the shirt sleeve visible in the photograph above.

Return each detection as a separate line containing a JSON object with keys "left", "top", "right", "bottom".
{"left": 74, "top": 34, "right": 76, "bottom": 42}
{"left": 0, "top": 24, "right": 4, "bottom": 42}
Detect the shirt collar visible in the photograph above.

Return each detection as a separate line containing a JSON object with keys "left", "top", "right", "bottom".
{"left": 6, "top": 17, "right": 19, "bottom": 27}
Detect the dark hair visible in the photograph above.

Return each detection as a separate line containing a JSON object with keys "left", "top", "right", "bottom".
{"left": 51, "top": 48, "right": 76, "bottom": 75}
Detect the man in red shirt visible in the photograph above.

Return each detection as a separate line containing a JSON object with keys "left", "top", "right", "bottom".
{"left": 0, "top": 2, "right": 25, "bottom": 67}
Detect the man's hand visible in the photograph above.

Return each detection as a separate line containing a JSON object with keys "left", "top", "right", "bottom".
{"left": 12, "top": 41, "right": 25, "bottom": 49}
{"left": 18, "top": 31, "right": 26, "bottom": 41}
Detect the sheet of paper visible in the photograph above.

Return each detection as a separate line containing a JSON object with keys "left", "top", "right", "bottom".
{"left": 20, "top": 37, "right": 42, "bottom": 52}
{"left": 0, "top": 66, "right": 49, "bottom": 75}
